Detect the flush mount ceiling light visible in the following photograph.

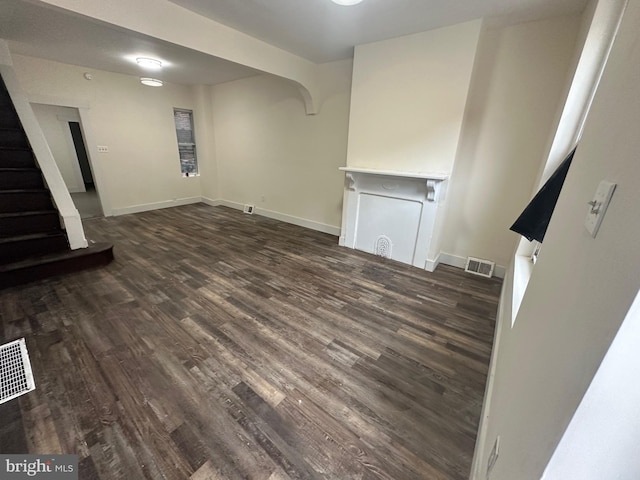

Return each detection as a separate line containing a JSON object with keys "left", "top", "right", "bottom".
{"left": 136, "top": 57, "right": 162, "bottom": 69}
{"left": 331, "top": 0, "right": 363, "bottom": 5}
{"left": 140, "top": 77, "right": 163, "bottom": 87}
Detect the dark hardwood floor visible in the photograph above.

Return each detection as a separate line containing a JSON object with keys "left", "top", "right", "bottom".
{"left": 0, "top": 204, "right": 502, "bottom": 480}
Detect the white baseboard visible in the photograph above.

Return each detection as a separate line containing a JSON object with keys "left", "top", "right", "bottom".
{"left": 425, "top": 252, "right": 440, "bottom": 272}
{"left": 438, "top": 252, "right": 468, "bottom": 270}
{"left": 438, "top": 252, "right": 506, "bottom": 279}
{"left": 111, "top": 196, "right": 202, "bottom": 216}
{"left": 200, "top": 196, "right": 223, "bottom": 207}
{"left": 469, "top": 261, "right": 512, "bottom": 479}
{"left": 200, "top": 197, "right": 341, "bottom": 236}
{"left": 207, "top": 198, "right": 244, "bottom": 211}
{"left": 255, "top": 206, "right": 340, "bottom": 236}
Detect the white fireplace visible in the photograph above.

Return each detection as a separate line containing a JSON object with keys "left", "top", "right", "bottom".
{"left": 338, "top": 167, "right": 447, "bottom": 271}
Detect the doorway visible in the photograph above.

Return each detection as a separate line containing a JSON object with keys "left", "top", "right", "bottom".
{"left": 31, "top": 104, "right": 104, "bottom": 219}
{"left": 68, "top": 121, "right": 102, "bottom": 218}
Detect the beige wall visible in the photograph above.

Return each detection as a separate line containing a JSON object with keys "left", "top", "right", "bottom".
{"left": 346, "top": 20, "right": 482, "bottom": 174}
{"left": 192, "top": 84, "right": 218, "bottom": 202}
{"left": 37, "top": 0, "right": 322, "bottom": 114}
{"left": 212, "top": 60, "right": 352, "bottom": 231}
{"left": 11, "top": 54, "right": 204, "bottom": 214}
{"left": 8, "top": 14, "right": 586, "bottom": 270}
{"left": 31, "top": 103, "right": 85, "bottom": 193}
{"left": 474, "top": 0, "right": 640, "bottom": 477}
{"left": 440, "top": 15, "right": 581, "bottom": 268}
{"left": 10, "top": 53, "right": 351, "bottom": 230}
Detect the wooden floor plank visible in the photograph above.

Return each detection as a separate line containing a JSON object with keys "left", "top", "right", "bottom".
{"left": 0, "top": 204, "right": 501, "bottom": 479}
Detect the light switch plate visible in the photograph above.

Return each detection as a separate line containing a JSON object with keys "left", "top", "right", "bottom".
{"left": 584, "top": 180, "right": 616, "bottom": 237}
{"left": 97, "top": 145, "right": 108, "bottom": 153}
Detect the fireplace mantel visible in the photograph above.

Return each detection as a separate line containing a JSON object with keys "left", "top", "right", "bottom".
{"left": 338, "top": 167, "right": 448, "bottom": 271}
{"left": 339, "top": 167, "right": 448, "bottom": 181}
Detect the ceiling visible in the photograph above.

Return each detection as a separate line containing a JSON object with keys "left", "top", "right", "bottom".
{"left": 0, "top": 0, "right": 262, "bottom": 86}
{"left": 167, "top": 0, "right": 589, "bottom": 62}
{"left": 0, "top": 0, "right": 588, "bottom": 86}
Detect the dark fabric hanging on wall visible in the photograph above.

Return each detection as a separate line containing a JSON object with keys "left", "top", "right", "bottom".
{"left": 510, "top": 148, "right": 576, "bottom": 242}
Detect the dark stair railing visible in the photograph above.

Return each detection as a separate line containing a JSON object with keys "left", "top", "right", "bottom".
{"left": 0, "top": 73, "right": 113, "bottom": 289}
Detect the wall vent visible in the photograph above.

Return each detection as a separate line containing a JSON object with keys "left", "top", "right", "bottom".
{"left": 1, "top": 338, "right": 36, "bottom": 405}
{"left": 465, "top": 256, "right": 495, "bottom": 278}
{"left": 243, "top": 204, "right": 255, "bottom": 215}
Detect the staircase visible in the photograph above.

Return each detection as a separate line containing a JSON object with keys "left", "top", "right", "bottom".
{"left": 0, "top": 75, "right": 113, "bottom": 289}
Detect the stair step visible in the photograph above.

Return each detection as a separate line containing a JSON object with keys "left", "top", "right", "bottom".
{"left": 0, "top": 190, "right": 54, "bottom": 213}
{"left": 0, "top": 168, "right": 44, "bottom": 190}
{"left": 0, "top": 82, "right": 10, "bottom": 104}
{"left": 0, "top": 210, "right": 61, "bottom": 237}
{"left": 0, "top": 108, "right": 20, "bottom": 129}
{"left": 0, "top": 128, "right": 29, "bottom": 149}
{"left": 0, "top": 76, "right": 99, "bottom": 284}
{"left": 0, "top": 231, "right": 69, "bottom": 264}
{"left": 0, "top": 148, "right": 36, "bottom": 168}
{"left": 0, "top": 241, "right": 114, "bottom": 289}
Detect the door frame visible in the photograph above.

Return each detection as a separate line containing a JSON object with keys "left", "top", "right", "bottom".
{"left": 28, "top": 94, "right": 112, "bottom": 216}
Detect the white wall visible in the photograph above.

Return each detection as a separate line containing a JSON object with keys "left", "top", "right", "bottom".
{"left": 346, "top": 20, "right": 482, "bottom": 174}
{"left": 212, "top": 60, "right": 352, "bottom": 232}
{"left": 31, "top": 103, "right": 85, "bottom": 193}
{"left": 542, "top": 288, "right": 640, "bottom": 480}
{"left": 11, "top": 54, "right": 204, "bottom": 215}
{"left": 472, "top": 0, "right": 640, "bottom": 477}
{"left": 440, "top": 15, "right": 581, "bottom": 269}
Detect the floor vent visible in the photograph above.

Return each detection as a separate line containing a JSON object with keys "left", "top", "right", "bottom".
{"left": 465, "top": 257, "right": 495, "bottom": 278}
{"left": 375, "top": 235, "right": 392, "bottom": 259}
{"left": 0, "top": 338, "right": 36, "bottom": 404}
{"left": 243, "top": 204, "right": 255, "bottom": 214}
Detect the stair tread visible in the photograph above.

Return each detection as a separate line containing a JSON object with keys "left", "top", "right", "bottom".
{"left": 0, "top": 231, "right": 65, "bottom": 244}
{"left": 0, "top": 188, "right": 49, "bottom": 193}
{"left": 0, "top": 241, "right": 112, "bottom": 273}
{"left": 0, "top": 167, "right": 39, "bottom": 171}
{"left": 0, "top": 146, "right": 31, "bottom": 151}
{"left": 0, "top": 210, "right": 57, "bottom": 218}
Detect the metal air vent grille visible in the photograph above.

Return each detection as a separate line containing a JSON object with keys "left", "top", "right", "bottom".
{"left": 465, "top": 257, "right": 495, "bottom": 278}
{"left": 0, "top": 338, "right": 35, "bottom": 404}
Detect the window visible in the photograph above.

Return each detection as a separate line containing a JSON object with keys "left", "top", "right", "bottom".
{"left": 173, "top": 109, "right": 197, "bottom": 176}
{"left": 510, "top": 148, "right": 575, "bottom": 325}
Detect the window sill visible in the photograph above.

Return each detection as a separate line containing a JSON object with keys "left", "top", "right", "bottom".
{"left": 182, "top": 174, "right": 200, "bottom": 178}
{"left": 512, "top": 254, "right": 534, "bottom": 326}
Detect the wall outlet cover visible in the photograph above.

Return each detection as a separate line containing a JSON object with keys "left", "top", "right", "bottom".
{"left": 243, "top": 204, "right": 255, "bottom": 214}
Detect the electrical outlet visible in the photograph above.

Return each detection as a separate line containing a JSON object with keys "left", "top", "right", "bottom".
{"left": 243, "top": 204, "right": 255, "bottom": 214}
{"left": 97, "top": 145, "right": 109, "bottom": 153}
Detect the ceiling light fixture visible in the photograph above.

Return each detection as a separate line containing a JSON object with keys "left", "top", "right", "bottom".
{"left": 140, "top": 77, "right": 163, "bottom": 87}
{"left": 331, "top": 0, "right": 363, "bottom": 5}
{"left": 136, "top": 57, "right": 162, "bottom": 69}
